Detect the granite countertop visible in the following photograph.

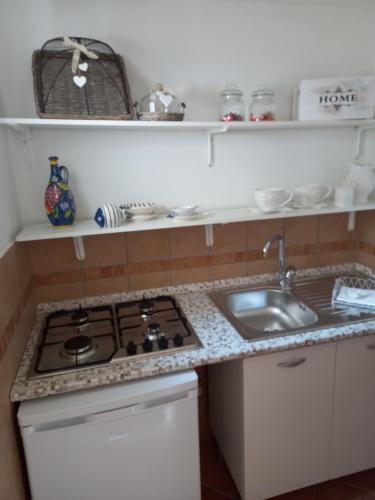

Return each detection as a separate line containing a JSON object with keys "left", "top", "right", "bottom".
{"left": 10, "top": 262, "right": 375, "bottom": 402}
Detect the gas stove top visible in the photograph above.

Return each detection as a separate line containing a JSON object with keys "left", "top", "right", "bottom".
{"left": 30, "top": 296, "right": 201, "bottom": 378}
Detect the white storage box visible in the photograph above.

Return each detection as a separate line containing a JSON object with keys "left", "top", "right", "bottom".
{"left": 297, "top": 76, "right": 375, "bottom": 121}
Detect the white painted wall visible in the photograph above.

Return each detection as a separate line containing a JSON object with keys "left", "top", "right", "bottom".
{"left": 1, "top": 0, "right": 375, "bottom": 224}
{"left": 0, "top": 94, "right": 22, "bottom": 255}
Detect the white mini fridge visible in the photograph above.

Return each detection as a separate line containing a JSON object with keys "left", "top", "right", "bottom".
{"left": 18, "top": 370, "right": 201, "bottom": 500}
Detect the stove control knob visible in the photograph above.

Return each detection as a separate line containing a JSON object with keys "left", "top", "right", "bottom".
{"left": 173, "top": 333, "right": 184, "bottom": 347}
{"left": 126, "top": 341, "right": 137, "bottom": 355}
{"left": 142, "top": 338, "right": 153, "bottom": 352}
{"left": 158, "top": 334, "right": 169, "bottom": 350}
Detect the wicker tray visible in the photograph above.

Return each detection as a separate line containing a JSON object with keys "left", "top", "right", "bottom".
{"left": 33, "top": 37, "right": 133, "bottom": 120}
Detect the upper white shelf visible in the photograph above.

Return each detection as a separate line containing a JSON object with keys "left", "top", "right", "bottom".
{"left": 2, "top": 117, "right": 375, "bottom": 132}
{"left": 16, "top": 202, "right": 375, "bottom": 242}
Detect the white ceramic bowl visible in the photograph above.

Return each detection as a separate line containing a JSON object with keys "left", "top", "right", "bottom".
{"left": 169, "top": 205, "right": 199, "bottom": 217}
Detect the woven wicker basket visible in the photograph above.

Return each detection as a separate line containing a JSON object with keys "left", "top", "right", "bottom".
{"left": 33, "top": 37, "right": 133, "bottom": 120}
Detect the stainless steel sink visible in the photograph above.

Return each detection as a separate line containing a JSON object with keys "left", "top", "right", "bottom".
{"left": 225, "top": 289, "right": 318, "bottom": 333}
{"left": 210, "top": 275, "right": 375, "bottom": 341}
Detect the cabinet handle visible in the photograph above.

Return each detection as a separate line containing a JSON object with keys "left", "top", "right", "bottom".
{"left": 366, "top": 344, "right": 375, "bottom": 350}
{"left": 278, "top": 357, "right": 306, "bottom": 368}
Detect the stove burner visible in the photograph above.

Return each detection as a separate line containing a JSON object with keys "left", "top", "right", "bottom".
{"left": 148, "top": 323, "right": 160, "bottom": 334}
{"left": 71, "top": 310, "right": 89, "bottom": 331}
{"left": 139, "top": 300, "right": 155, "bottom": 317}
{"left": 64, "top": 335, "right": 93, "bottom": 356}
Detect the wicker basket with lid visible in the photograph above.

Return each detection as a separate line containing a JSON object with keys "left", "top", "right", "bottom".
{"left": 32, "top": 36, "right": 133, "bottom": 120}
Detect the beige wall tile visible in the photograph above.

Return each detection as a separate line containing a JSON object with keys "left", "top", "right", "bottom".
{"left": 247, "top": 259, "right": 279, "bottom": 275}
{"left": 83, "top": 277, "right": 129, "bottom": 297}
{"left": 0, "top": 447, "right": 27, "bottom": 500}
{"left": 355, "top": 250, "right": 375, "bottom": 269}
{"left": 210, "top": 262, "right": 247, "bottom": 280}
{"left": 13, "top": 242, "right": 32, "bottom": 295}
{"left": 36, "top": 282, "right": 83, "bottom": 303}
{"left": 212, "top": 222, "right": 247, "bottom": 255}
{"left": 127, "top": 230, "right": 171, "bottom": 263}
{"left": 0, "top": 289, "right": 35, "bottom": 500}
{"left": 248, "top": 219, "right": 284, "bottom": 251}
{"left": 318, "top": 213, "right": 352, "bottom": 243}
{"left": 171, "top": 267, "right": 210, "bottom": 285}
{"left": 170, "top": 226, "right": 209, "bottom": 258}
{"left": 0, "top": 246, "right": 19, "bottom": 332}
{"left": 82, "top": 234, "right": 127, "bottom": 268}
{"left": 129, "top": 271, "right": 171, "bottom": 291}
{"left": 286, "top": 254, "right": 319, "bottom": 270}
{"left": 318, "top": 250, "right": 354, "bottom": 266}
{"left": 284, "top": 216, "right": 319, "bottom": 246}
{"left": 28, "top": 238, "right": 81, "bottom": 274}
{"left": 356, "top": 210, "right": 375, "bottom": 245}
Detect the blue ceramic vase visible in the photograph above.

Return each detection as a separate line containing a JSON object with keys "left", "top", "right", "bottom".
{"left": 44, "top": 156, "right": 76, "bottom": 227}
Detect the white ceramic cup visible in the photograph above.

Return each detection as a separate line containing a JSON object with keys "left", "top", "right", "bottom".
{"left": 254, "top": 188, "right": 293, "bottom": 213}
{"left": 292, "top": 184, "right": 332, "bottom": 207}
{"left": 334, "top": 186, "right": 354, "bottom": 207}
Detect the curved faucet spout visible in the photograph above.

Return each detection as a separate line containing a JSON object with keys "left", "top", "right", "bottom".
{"left": 263, "top": 234, "right": 295, "bottom": 291}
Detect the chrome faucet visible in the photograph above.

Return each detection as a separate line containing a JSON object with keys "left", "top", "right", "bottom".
{"left": 263, "top": 234, "right": 295, "bottom": 291}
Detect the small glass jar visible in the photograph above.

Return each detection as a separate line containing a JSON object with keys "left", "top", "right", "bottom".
{"left": 249, "top": 85, "right": 276, "bottom": 122}
{"left": 219, "top": 84, "right": 245, "bottom": 122}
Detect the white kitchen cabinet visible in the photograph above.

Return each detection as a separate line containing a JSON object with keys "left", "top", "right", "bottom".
{"left": 209, "top": 343, "right": 336, "bottom": 500}
{"left": 331, "top": 334, "right": 375, "bottom": 479}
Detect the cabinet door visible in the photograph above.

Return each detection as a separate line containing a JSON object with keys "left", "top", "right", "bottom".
{"left": 243, "top": 343, "right": 335, "bottom": 500}
{"left": 331, "top": 334, "right": 375, "bottom": 478}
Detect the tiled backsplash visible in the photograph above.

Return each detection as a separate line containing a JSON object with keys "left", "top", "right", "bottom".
{"left": 0, "top": 242, "right": 36, "bottom": 500}
{"left": 355, "top": 210, "right": 375, "bottom": 269}
{"left": 0, "top": 210, "right": 373, "bottom": 500}
{"left": 26, "top": 212, "right": 373, "bottom": 303}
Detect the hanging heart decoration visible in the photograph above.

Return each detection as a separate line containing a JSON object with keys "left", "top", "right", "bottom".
{"left": 79, "top": 62, "right": 88, "bottom": 72}
{"left": 73, "top": 75, "right": 87, "bottom": 88}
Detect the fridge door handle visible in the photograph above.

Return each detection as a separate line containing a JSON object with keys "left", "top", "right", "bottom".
{"left": 26, "top": 388, "right": 198, "bottom": 433}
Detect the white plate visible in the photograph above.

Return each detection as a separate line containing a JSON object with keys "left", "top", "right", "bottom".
{"left": 127, "top": 212, "right": 159, "bottom": 221}
{"left": 167, "top": 212, "right": 204, "bottom": 221}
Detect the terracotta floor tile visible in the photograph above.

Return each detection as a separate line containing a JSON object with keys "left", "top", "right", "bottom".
{"left": 268, "top": 484, "right": 317, "bottom": 499}
{"left": 202, "top": 485, "right": 240, "bottom": 499}
{"left": 200, "top": 438, "right": 241, "bottom": 499}
{"left": 316, "top": 479, "right": 374, "bottom": 499}
{"left": 341, "top": 469, "right": 375, "bottom": 494}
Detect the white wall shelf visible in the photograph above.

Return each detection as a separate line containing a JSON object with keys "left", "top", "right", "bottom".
{"left": 16, "top": 202, "right": 375, "bottom": 243}
{"left": 3, "top": 117, "right": 375, "bottom": 167}
{"left": 2, "top": 117, "right": 375, "bottom": 131}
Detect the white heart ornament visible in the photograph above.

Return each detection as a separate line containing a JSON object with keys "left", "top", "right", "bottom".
{"left": 73, "top": 75, "right": 87, "bottom": 88}
{"left": 79, "top": 62, "right": 88, "bottom": 72}
{"left": 156, "top": 91, "right": 173, "bottom": 108}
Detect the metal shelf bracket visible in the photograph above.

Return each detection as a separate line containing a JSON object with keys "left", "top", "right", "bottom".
{"left": 354, "top": 125, "right": 375, "bottom": 161}
{"left": 10, "top": 124, "right": 35, "bottom": 170}
{"left": 205, "top": 224, "right": 214, "bottom": 247}
{"left": 347, "top": 211, "right": 356, "bottom": 232}
{"left": 207, "top": 126, "right": 228, "bottom": 167}
{"left": 73, "top": 236, "right": 86, "bottom": 261}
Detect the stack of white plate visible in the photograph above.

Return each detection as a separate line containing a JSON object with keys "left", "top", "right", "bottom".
{"left": 120, "top": 202, "right": 159, "bottom": 221}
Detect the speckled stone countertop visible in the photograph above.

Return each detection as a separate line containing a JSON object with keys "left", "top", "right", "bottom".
{"left": 11, "top": 262, "right": 375, "bottom": 402}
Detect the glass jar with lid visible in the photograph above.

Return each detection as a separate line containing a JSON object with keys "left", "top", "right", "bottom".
{"left": 219, "top": 83, "right": 245, "bottom": 122}
{"left": 249, "top": 85, "right": 276, "bottom": 121}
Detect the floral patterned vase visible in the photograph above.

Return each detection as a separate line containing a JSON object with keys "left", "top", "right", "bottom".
{"left": 45, "top": 156, "right": 76, "bottom": 227}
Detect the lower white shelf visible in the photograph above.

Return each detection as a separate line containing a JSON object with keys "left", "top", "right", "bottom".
{"left": 16, "top": 202, "right": 375, "bottom": 242}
